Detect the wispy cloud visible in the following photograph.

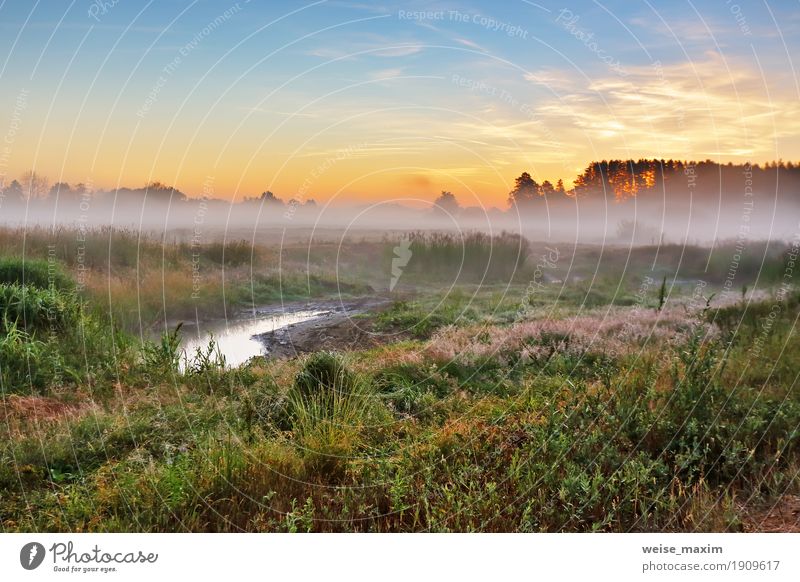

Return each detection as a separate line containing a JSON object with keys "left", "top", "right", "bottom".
{"left": 239, "top": 106, "right": 317, "bottom": 118}
{"left": 523, "top": 68, "right": 576, "bottom": 91}
{"left": 453, "top": 37, "right": 487, "bottom": 52}
{"left": 305, "top": 33, "right": 425, "bottom": 60}
{"left": 367, "top": 67, "right": 406, "bottom": 80}
{"left": 528, "top": 52, "right": 800, "bottom": 159}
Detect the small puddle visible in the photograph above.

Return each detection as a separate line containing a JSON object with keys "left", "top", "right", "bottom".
{"left": 180, "top": 308, "right": 330, "bottom": 368}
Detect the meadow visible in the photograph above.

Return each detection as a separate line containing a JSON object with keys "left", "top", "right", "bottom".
{"left": 0, "top": 225, "right": 798, "bottom": 532}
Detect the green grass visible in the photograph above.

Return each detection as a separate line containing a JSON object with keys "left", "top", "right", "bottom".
{"left": 0, "top": 256, "right": 75, "bottom": 292}
{"left": 384, "top": 230, "right": 529, "bottom": 285}
{"left": 374, "top": 295, "right": 477, "bottom": 339}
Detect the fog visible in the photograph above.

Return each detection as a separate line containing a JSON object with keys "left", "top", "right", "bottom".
{"left": 1, "top": 160, "right": 798, "bottom": 245}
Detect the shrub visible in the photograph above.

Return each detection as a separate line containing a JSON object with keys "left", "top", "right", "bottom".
{"left": 292, "top": 351, "right": 358, "bottom": 403}
{"left": 0, "top": 283, "right": 89, "bottom": 391}
{"left": 0, "top": 256, "right": 75, "bottom": 292}
{"left": 384, "top": 231, "right": 528, "bottom": 284}
{"left": 142, "top": 324, "right": 184, "bottom": 378}
{"left": 0, "top": 283, "right": 82, "bottom": 335}
{"left": 289, "top": 352, "right": 379, "bottom": 478}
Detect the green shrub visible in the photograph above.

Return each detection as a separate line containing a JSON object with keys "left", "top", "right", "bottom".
{"left": 289, "top": 352, "right": 380, "bottom": 478}
{"left": 0, "top": 256, "right": 75, "bottom": 292}
{"left": 0, "top": 283, "right": 82, "bottom": 335}
{"left": 292, "top": 351, "right": 358, "bottom": 402}
{"left": 142, "top": 324, "right": 184, "bottom": 378}
{"left": 384, "top": 231, "right": 528, "bottom": 284}
{"left": 0, "top": 279, "right": 131, "bottom": 392}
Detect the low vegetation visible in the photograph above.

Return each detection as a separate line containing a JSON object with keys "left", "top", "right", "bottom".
{"left": 1, "top": 226, "right": 798, "bottom": 532}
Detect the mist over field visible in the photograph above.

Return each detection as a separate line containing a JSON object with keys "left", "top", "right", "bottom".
{"left": 2, "top": 160, "right": 798, "bottom": 245}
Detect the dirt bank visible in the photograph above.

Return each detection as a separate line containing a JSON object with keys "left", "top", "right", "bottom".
{"left": 253, "top": 296, "right": 392, "bottom": 358}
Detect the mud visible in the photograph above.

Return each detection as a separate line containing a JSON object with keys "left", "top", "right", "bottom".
{"left": 253, "top": 296, "right": 392, "bottom": 358}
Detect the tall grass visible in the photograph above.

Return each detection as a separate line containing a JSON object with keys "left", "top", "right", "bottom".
{"left": 0, "top": 226, "right": 372, "bottom": 332}
{"left": 0, "top": 273, "right": 131, "bottom": 393}
{"left": 289, "top": 352, "right": 380, "bottom": 478}
{"left": 0, "top": 257, "right": 74, "bottom": 291}
{"left": 387, "top": 231, "right": 528, "bottom": 284}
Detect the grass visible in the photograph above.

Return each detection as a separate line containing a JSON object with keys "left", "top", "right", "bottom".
{"left": 374, "top": 297, "right": 477, "bottom": 339}
{"left": 1, "top": 225, "right": 799, "bottom": 532}
{"left": 0, "top": 279, "right": 130, "bottom": 393}
{"left": 384, "top": 231, "right": 529, "bottom": 285}
{"left": 0, "top": 256, "right": 75, "bottom": 291}
{"left": 0, "top": 226, "right": 373, "bottom": 332}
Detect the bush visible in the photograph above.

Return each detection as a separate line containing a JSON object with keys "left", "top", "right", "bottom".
{"left": 0, "top": 257, "right": 74, "bottom": 291}
{"left": 142, "top": 324, "right": 184, "bottom": 378}
{"left": 0, "top": 280, "right": 129, "bottom": 392}
{"left": 0, "top": 283, "right": 82, "bottom": 335}
{"left": 292, "top": 351, "right": 358, "bottom": 402}
{"left": 289, "top": 352, "right": 379, "bottom": 478}
{"left": 385, "top": 231, "right": 528, "bottom": 284}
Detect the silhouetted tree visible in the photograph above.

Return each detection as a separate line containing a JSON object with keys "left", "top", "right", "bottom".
{"left": 142, "top": 181, "right": 187, "bottom": 202}
{"left": 21, "top": 170, "right": 49, "bottom": 200}
{"left": 433, "top": 190, "right": 460, "bottom": 215}
{"left": 260, "top": 190, "right": 283, "bottom": 204}
{"left": 508, "top": 172, "right": 540, "bottom": 206}
{"left": 1, "top": 180, "right": 24, "bottom": 204}
{"left": 48, "top": 182, "right": 72, "bottom": 199}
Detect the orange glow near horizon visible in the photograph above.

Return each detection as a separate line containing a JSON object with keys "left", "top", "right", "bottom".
{"left": 2, "top": 26, "right": 798, "bottom": 208}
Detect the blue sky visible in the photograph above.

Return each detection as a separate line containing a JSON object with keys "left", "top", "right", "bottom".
{"left": 1, "top": 0, "right": 798, "bottom": 204}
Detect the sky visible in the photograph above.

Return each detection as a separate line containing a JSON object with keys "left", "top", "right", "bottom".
{"left": 0, "top": 0, "right": 798, "bottom": 207}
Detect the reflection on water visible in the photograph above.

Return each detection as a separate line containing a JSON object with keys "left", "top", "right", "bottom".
{"left": 180, "top": 309, "right": 329, "bottom": 368}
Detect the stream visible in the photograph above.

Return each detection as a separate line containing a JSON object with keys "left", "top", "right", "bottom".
{"left": 179, "top": 307, "right": 331, "bottom": 368}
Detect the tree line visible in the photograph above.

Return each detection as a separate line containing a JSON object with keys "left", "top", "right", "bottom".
{"left": 507, "top": 159, "right": 800, "bottom": 208}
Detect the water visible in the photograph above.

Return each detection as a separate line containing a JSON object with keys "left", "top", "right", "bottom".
{"left": 180, "top": 308, "right": 330, "bottom": 368}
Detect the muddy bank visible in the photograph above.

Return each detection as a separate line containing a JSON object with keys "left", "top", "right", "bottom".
{"left": 253, "top": 296, "right": 391, "bottom": 358}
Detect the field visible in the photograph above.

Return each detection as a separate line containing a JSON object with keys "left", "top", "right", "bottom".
{"left": 1, "top": 225, "right": 798, "bottom": 532}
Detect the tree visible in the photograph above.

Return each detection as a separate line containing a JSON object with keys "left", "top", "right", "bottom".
{"left": 48, "top": 182, "right": 72, "bottom": 199}
{"left": 20, "top": 170, "right": 49, "bottom": 200}
{"left": 144, "top": 181, "right": 187, "bottom": 202}
{"left": 260, "top": 190, "right": 283, "bottom": 204}
{"left": 555, "top": 179, "right": 566, "bottom": 194}
{"left": 540, "top": 180, "right": 555, "bottom": 197}
{"left": 1, "top": 180, "right": 24, "bottom": 204}
{"left": 433, "top": 190, "right": 459, "bottom": 215}
{"left": 508, "top": 172, "right": 540, "bottom": 207}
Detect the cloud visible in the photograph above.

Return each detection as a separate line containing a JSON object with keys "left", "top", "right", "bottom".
{"left": 628, "top": 15, "right": 721, "bottom": 44}
{"left": 528, "top": 52, "right": 800, "bottom": 159}
{"left": 368, "top": 67, "right": 405, "bottom": 80}
{"left": 371, "top": 45, "right": 424, "bottom": 57}
{"left": 524, "top": 68, "right": 577, "bottom": 91}
{"left": 402, "top": 174, "right": 434, "bottom": 190}
{"left": 453, "top": 37, "right": 487, "bottom": 52}
{"left": 305, "top": 34, "right": 424, "bottom": 60}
